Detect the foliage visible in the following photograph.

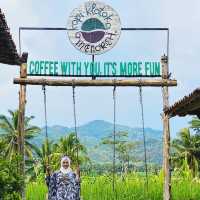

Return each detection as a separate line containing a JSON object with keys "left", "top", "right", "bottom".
{"left": 190, "top": 117, "right": 200, "bottom": 133}
{"left": 26, "top": 182, "right": 47, "bottom": 200}
{"left": 26, "top": 132, "right": 89, "bottom": 179}
{"left": 101, "top": 131, "right": 138, "bottom": 172}
{"left": 26, "top": 139, "right": 54, "bottom": 181}
{"left": 51, "top": 132, "right": 89, "bottom": 170}
{"left": 26, "top": 172, "right": 200, "bottom": 200}
{"left": 0, "top": 151, "right": 23, "bottom": 200}
{"left": 172, "top": 117, "right": 200, "bottom": 177}
{"left": 0, "top": 110, "right": 41, "bottom": 160}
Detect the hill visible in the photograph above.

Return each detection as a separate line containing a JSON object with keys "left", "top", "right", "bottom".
{"left": 33, "top": 120, "right": 163, "bottom": 165}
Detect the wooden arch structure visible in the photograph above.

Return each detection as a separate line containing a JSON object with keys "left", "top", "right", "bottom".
{"left": 0, "top": 8, "right": 177, "bottom": 200}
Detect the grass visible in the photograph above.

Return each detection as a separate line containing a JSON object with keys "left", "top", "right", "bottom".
{"left": 26, "top": 181, "right": 47, "bottom": 200}
{"left": 26, "top": 173, "right": 200, "bottom": 200}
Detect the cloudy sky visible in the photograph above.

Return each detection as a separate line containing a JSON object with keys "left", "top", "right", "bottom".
{"left": 1, "top": 0, "right": 200, "bottom": 137}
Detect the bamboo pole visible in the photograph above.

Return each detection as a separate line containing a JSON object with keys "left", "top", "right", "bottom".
{"left": 17, "top": 53, "right": 28, "bottom": 200}
{"left": 161, "top": 55, "right": 171, "bottom": 200}
{"left": 13, "top": 78, "right": 177, "bottom": 87}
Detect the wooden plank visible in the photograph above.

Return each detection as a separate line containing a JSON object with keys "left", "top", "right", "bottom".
{"left": 13, "top": 78, "right": 177, "bottom": 87}
{"left": 161, "top": 55, "right": 171, "bottom": 200}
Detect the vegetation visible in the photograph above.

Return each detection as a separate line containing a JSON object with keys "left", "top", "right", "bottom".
{"left": 51, "top": 133, "right": 89, "bottom": 169}
{"left": 1, "top": 109, "right": 200, "bottom": 199}
{"left": 172, "top": 117, "right": 200, "bottom": 177}
{"left": 26, "top": 172, "right": 200, "bottom": 200}
{"left": 0, "top": 110, "right": 40, "bottom": 160}
{"left": 0, "top": 139, "right": 23, "bottom": 200}
{"left": 101, "top": 131, "right": 139, "bottom": 173}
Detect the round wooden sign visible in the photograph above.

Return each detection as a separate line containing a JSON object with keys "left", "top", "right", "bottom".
{"left": 67, "top": 1, "right": 121, "bottom": 55}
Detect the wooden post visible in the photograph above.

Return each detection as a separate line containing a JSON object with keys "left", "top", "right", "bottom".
{"left": 18, "top": 52, "right": 28, "bottom": 200}
{"left": 161, "top": 55, "right": 171, "bottom": 200}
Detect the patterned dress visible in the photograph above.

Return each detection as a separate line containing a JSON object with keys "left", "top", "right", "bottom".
{"left": 46, "top": 170, "right": 80, "bottom": 200}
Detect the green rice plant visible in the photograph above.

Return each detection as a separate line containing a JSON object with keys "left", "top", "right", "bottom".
{"left": 26, "top": 182, "right": 47, "bottom": 200}
{"left": 81, "top": 173, "right": 163, "bottom": 200}
{"left": 26, "top": 173, "right": 200, "bottom": 200}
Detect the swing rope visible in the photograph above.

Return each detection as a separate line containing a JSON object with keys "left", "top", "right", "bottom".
{"left": 139, "top": 86, "right": 149, "bottom": 189}
{"left": 72, "top": 81, "right": 82, "bottom": 200}
{"left": 42, "top": 85, "right": 50, "bottom": 173}
{"left": 112, "top": 81, "right": 117, "bottom": 192}
{"left": 72, "top": 81, "right": 79, "bottom": 166}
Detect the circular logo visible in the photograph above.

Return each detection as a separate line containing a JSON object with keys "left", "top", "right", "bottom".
{"left": 67, "top": 1, "right": 121, "bottom": 55}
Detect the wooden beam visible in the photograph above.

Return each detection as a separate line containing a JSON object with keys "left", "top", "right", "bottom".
{"left": 13, "top": 78, "right": 177, "bottom": 87}
{"left": 17, "top": 52, "right": 28, "bottom": 200}
{"left": 161, "top": 55, "right": 171, "bottom": 200}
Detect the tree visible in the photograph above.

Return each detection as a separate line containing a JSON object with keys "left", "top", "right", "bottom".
{"left": 0, "top": 110, "right": 40, "bottom": 160}
{"left": 26, "top": 133, "right": 89, "bottom": 180}
{"left": 190, "top": 117, "right": 200, "bottom": 134}
{"left": 101, "top": 131, "right": 138, "bottom": 173}
{"left": 116, "top": 141, "right": 138, "bottom": 173}
{"left": 0, "top": 139, "right": 23, "bottom": 200}
{"left": 172, "top": 127, "right": 200, "bottom": 177}
{"left": 26, "top": 139, "right": 54, "bottom": 181}
{"left": 52, "top": 133, "right": 89, "bottom": 170}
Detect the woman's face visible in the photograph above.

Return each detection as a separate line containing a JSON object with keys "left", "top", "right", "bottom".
{"left": 62, "top": 160, "right": 69, "bottom": 169}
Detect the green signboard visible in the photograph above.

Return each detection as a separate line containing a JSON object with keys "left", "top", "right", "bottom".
{"left": 28, "top": 60, "right": 161, "bottom": 77}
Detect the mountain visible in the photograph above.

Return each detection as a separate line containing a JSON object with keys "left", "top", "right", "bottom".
{"left": 32, "top": 120, "right": 163, "bottom": 165}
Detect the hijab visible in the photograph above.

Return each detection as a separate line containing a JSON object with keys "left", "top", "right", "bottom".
{"left": 60, "top": 156, "right": 72, "bottom": 174}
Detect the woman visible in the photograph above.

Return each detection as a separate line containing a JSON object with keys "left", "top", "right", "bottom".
{"left": 46, "top": 156, "right": 80, "bottom": 200}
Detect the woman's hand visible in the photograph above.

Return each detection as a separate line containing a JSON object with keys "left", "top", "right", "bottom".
{"left": 46, "top": 166, "right": 51, "bottom": 176}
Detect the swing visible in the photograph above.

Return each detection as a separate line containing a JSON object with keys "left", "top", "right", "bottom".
{"left": 42, "top": 82, "right": 149, "bottom": 199}
{"left": 71, "top": 81, "right": 118, "bottom": 195}
{"left": 112, "top": 82, "right": 148, "bottom": 193}
{"left": 42, "top": 84, "right": 79, "bottom": 171}
{"left": 42, "top": 85, "right": 82, "bottom": 200}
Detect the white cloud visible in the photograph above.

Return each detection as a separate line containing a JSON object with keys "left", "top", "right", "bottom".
{"left": 0, "top": 0, "right": 200, "bottom": 136}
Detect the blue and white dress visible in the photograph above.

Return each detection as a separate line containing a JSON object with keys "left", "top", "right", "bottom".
{"left": 46, "top": 170, "right": 80, "bottom": 200}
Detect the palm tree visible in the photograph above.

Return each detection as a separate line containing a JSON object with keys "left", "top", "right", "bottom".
{"left": 172, "top": 128, "right": 200, "bottom": 176}
{"left": 0, "top": 110, "right": 40, "bottom": 160}
{"left": 0, "top": 139, "right": 6, "bottom": 157}
{"left": 26, "top": 139, "right": 53, "bottom": 180}
{"left": 53, "top": 132, "right": 88, "bottom": 169}
{"left": 190, "top": 117, "right": 200, "bottom": 133}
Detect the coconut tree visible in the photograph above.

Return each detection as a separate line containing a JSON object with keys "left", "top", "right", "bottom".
{"left": 172, "top": 127, "right": 200, "bottom": 176}
{"left": 26, "top": 139, "right": 54, "bottom": 180}
{"left": 52, "top": 132, "right": 88, "bottom": 169}
{"left": 190, "top": 117, "right": 200, "bottom": 133}
{"left": 0, "top": 110, "right": 40, "bottom": 160}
